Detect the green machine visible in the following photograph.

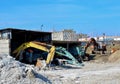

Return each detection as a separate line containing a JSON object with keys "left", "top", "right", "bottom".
{"left": 55, "top": 47, "right": 84, "bottom": 66}
{"left": 68, "top": 45, "right": 85, "bottom": 63}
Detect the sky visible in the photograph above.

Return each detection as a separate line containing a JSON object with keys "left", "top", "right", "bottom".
{"left": 0, "top": 0, "right": 120, "bottom": 36}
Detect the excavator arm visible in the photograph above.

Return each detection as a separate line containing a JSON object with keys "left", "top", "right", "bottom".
{"left": 13, "top": 41, "right": 55, "bottom": 64}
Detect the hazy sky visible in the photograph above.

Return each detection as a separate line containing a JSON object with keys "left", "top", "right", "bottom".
{"left": 0, "top": 0, "right": 120, "bottom": 36}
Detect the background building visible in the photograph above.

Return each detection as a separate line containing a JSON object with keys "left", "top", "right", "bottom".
{"left": 52, "top": 29, "right": 78, "bottom": 41}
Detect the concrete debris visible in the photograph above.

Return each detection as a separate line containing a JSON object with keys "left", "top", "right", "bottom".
{"left": 0, "top": 54, "right": 52, "bottom": 84}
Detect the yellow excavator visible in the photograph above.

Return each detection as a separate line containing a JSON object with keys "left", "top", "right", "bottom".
{"left": 13, "top": 41, "right": 83, "bottom": 66}
{"left": 13, "top": 41, "right": 55, "bottom": 65}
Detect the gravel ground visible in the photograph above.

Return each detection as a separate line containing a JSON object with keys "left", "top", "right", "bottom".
{"left": 39, "top": 62, "right": 120, "bottom": 84}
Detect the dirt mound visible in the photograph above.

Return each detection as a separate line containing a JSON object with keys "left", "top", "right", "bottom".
{"left": 108, "top": 50, "right": 120, "bottom": 63}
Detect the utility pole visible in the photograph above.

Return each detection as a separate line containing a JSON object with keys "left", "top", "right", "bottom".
{"left": 41, "top": 24, "right": 43, "bottom": 31}
{"left": 103, "top": 33, "right": 105, "bottom": 43}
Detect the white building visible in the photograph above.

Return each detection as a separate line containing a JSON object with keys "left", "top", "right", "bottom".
{"left": 113, "top": 37, "right": 120, "bottom": 41}
{"left": 78, "top": 36, "right": 120, "bottom": 42}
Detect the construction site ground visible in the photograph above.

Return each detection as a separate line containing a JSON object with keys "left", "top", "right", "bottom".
{"left": 0, "top": 42, "right": 120, "bottom": 84}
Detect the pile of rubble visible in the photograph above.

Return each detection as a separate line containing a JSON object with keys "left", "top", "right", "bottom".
{"left": 0, "top": 54, "right": 53, "bottom": 84}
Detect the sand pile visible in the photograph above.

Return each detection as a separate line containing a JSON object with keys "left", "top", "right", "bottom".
{"left": 108, "top": 50, "right": 120, "bottom": 63}
{"left": 0, "top": 54, "right": 52, "bottom": 84}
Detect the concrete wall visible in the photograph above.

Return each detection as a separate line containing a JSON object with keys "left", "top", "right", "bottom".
{"left": 52, "top": 32, "right": 63, "bottom": 41}
{"left": 0, "top": 39, "right": 10, "bottom": 55}
{"left": 52, "top": 30, "right": 78, "bottom": 41}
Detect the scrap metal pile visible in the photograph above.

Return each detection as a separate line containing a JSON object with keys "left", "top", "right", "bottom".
{"left": 12, "top": 41, "right": 85, "bottom": 69}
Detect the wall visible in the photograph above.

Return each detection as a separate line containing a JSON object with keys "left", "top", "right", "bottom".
{"left": 52, "top": 29, "right": 78, "bottom": 41}
{"left": 52, "top": 32, "right": 63, "bottom": 41}
{"left": 0, "top": 39, "right": 10, "bottom": 55}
